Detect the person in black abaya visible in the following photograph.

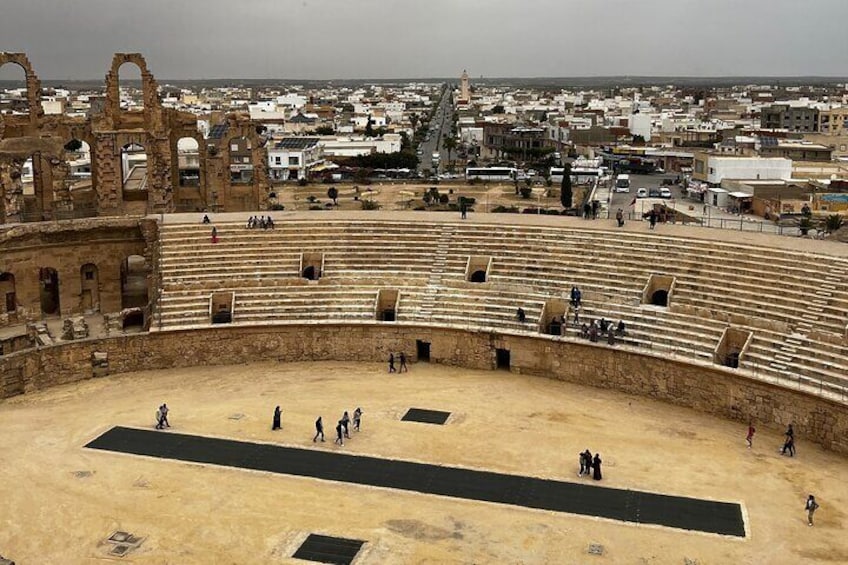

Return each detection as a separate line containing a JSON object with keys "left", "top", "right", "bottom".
{"left": 592, "top": 453, "right": 603, "bottom": 481}
{"left": 272, "top": 406, "right": 282, "bottom": 430}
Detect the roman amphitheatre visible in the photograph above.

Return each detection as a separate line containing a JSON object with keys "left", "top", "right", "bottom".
{"left": 2, "top": 54, "right": 848, "bottom": 565}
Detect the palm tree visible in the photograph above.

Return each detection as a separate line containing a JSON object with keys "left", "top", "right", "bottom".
{"left": 442, "top": 134, "right": 457, "bottom": 171}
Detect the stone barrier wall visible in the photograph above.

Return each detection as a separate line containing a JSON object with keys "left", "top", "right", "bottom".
{"left": 2, "top": 323, "right": 845, "bottom": 454}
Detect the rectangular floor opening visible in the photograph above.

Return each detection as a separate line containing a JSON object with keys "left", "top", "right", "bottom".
{"left": 292, "top": 533, "right": 365, "bottom": 565}
{"left": 400, "top": 408, "right": 451, "bottom": 425}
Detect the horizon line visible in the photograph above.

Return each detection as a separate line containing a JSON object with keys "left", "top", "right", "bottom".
{"left": 8, "top": 74, "right": 848, "bottom": 84}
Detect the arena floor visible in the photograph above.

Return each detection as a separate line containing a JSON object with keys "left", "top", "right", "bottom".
{"left": 2, "top": 361, "right": 846, "bottom": 564}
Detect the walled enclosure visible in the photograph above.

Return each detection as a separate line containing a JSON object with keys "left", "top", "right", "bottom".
{"left": 0, "top": 218, "right": 156, "bottom": 324}
{"left": 0, "top": 52, "right": 270, "bottom": 223}
{"left": 1, "top": 324, "right": 845, "bottom": 455}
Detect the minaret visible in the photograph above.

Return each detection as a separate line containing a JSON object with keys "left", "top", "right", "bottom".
{"left": 460, "top": 69, "right": 470, "bottom": 102}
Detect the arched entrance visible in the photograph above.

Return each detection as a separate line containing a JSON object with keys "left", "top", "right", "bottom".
{"left": 176, "top": 137, "right": 200, "bottom": 187}
{"left": 651, "top": 289, "right": 669, "bottom": 307}
{"left": 39, "top": 267, "right": 60, "bottom": 315}
{"left": 80, "top": 263, "right": 99, "bottom": 313}
{"left": 116, "top": 62, "right": 144, "bottom": 111}
{"left": 0, "top": 62, "right": 30, "bottom": 114}
{"left": 120, "top": 143, "right": 147, "bottom": 194}
{"left": 0, "top": 272, "right": 16, "bottom": 313}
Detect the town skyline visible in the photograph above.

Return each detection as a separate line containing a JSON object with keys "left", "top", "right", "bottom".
{"left": 1, "top": 0, "right": 847, "bottom": 80}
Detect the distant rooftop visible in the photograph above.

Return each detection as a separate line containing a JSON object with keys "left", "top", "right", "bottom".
{"left": 274, "top": 137, "right": 320, "bottom": 149}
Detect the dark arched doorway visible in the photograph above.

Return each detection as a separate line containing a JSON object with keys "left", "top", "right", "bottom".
{"left": 469, "top": 270, "right": 487, "bottom": 283}
{"left": 651, "top": 289, "right": 669, "bottom": 307}
{"left": 39, "top": 267, "right": 60, "bottom": 315}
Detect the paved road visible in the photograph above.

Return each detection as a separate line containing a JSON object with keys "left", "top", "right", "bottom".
{"left": 416, "top": 86, "right": 454, "bottom": 174}
{"left": 605, "top": 173, "right": 685, "bottom": 219}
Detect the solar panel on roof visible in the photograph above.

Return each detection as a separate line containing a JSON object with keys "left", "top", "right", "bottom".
{"left": 208, "top": 124, "right": 229, "bottom": 140}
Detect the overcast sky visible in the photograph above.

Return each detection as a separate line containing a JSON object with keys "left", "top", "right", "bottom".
{"left": 1, "top": 0, "right": 846, "bottom": 80}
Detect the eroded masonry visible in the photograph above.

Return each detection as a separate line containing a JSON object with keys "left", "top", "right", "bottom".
{"left": 0, "top": 52, "right": 271, "bottom": 224}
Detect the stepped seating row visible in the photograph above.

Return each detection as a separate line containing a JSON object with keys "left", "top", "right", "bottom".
{"left": 445, "top": 233, "right": 847, "bottom": 334}
{"left": 154, "top": 221, "right": 848, "bottom": 399}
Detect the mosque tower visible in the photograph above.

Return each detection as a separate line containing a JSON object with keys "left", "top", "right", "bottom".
{"left": 460, "top": 69, "right": 470, "bottom": 103}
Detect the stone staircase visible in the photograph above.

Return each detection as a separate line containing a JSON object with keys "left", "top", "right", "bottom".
{"left": 795, "top": 265, "right": 847, "bottom": 335}
{"left": 417, "top": 225, "right": 455, "bottom": 319}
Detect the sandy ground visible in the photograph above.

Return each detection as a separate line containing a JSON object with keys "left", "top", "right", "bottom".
{"left": 1, "top": 361, "right": 846, "bottom": 564}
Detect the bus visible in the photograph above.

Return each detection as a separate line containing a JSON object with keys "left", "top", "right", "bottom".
{"left": 614, "top": 174, "right": 631, "bottom": 192}
{"left": 465, "top": 167, "right": 518, "bottom": 181}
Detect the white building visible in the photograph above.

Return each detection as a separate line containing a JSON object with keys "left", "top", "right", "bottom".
{"left": 694, "top": 154, "right": 792, "bottom": 185}
{"left": 267, "top": 137, "right": 324, "bottom": 181}
{"left": 319, "top": 134, "right": 402, "bottom": 157}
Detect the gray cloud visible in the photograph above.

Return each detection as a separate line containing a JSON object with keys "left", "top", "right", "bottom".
{"left": 1, "top": 0, "right": 846, "bottom": 80}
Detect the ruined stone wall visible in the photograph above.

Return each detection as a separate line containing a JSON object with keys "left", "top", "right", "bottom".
{"left": 0, "top": 218, "right": 151, "bottom": 323}
{"left": 1, "top": 324, "right": 846, "bottom": 455}
{"left": 1, "top": 52, "right": 274, "bottom": 222}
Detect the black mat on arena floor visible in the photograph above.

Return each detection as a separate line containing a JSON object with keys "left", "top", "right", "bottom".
{"left": 86, "top": 426, "right": 745, "bottom": 537}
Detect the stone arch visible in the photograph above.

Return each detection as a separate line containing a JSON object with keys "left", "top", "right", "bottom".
{"left": 0, "top": 272, "right": 16, "bottom": 313}
{"left": 104, "top": 53, "right": 160, "bottom": 121}
{"left": 651, "top": 289, "right": 669, "bottom": 307}
{"left": 120, "top": 141, "right": 148, "bottom": 194}
{"left": 0, "top": 53, "right": 44, "bottom": 123}
{"left": 172, "top": 135, "right": 207, "bottom": 211}
{"left": 80, "top": 263, "right": 99, "bottom": 313}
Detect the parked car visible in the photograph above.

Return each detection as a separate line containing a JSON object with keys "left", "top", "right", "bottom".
{"left": 636, "top": 188, "right": 649, "bottom": 198}
{"left": 648, "top": 188, "right": 661, "bottom": 198}
{"left": 659, "top": 187, "right": 672, "bottom": 199}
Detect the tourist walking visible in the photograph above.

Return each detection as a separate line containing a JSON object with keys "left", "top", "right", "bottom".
{"left": 782, "top": 434, "right": 796, "bottom": 457}
{"left": 460, "top": 201, "right": 467, "bottom": 219}
{"left": 399, "top": 352, "right": 408, "bottom": 373}
{"left": 313, "top": 416, "right": 325, "bottom": 442}
{"left": 211, "top": 226, "right": 218, "bottom": 243}
{"left": 159, "top": 403, "right": 170, "bottom": 428}
{"left": 388, "top": 353, "right": 396, "bottom": 373}
{"left": 805, "top": 495, "right": 819, "bottom": 526}
{"left": 592, "top": 453, "right": 603, "bottom": 481}
{"left": 746, "top": 422, "right": 755, "bottom": 448}
{"left": 781, "top": 423, "right": 795, "bottom": 456}
{"left": 341, "top": 411, "right": 351, "bottom": 438}
{"left": 155, "top": 405, "right": 164, "bottom": 429}
{"left": 353, "top": 407, "right": 362, "bottom": 431}
{"left": 272, "top": 406, "right": 282, "bottom": 430}
{"left": 648, "top": 210, "right": 657, "bottom": 230}
{"left": 615, "top": 208, "right": 624, "bottom": 227}
{"left": 334, "top": 421, "right": 344, "bottom": 446}
{"left": 579, "top": 449, "right": 592, "bottom": 477}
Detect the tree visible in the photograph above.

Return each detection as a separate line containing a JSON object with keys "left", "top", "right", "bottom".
{"left": 409, "top": 114, "right": 419, "bottom": 131}
{"left": 560, "top": 163, "right": 573, "bottom": 208}
{"left": 365, "top": 115, "right": 374, "bottom": 137}
{"left": 327, "top": 186, "right": 339, "bottom": 205}
{"left": 442, "top": 134, "right": 457, "bottom": 169}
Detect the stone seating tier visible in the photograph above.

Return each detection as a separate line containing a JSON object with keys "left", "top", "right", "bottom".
{"left": 154, "top": 221, "right": 848, "bottom": 396}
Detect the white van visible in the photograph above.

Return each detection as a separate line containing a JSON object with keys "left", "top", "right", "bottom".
{"left": 614, "top": 174, "right": 631, "bottom": 192}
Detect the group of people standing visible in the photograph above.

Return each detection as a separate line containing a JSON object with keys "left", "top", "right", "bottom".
{"left": 272, "top": 408, "right": 363, "bottom": 448}
{"left": 388, "top": 352, "right": 408, "bottom": 373}
{"left": 578, "top": 449, "right": 603, "bottom": 481}
{"left": 247, "top": 215, "right": 275, "bottom": 229}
